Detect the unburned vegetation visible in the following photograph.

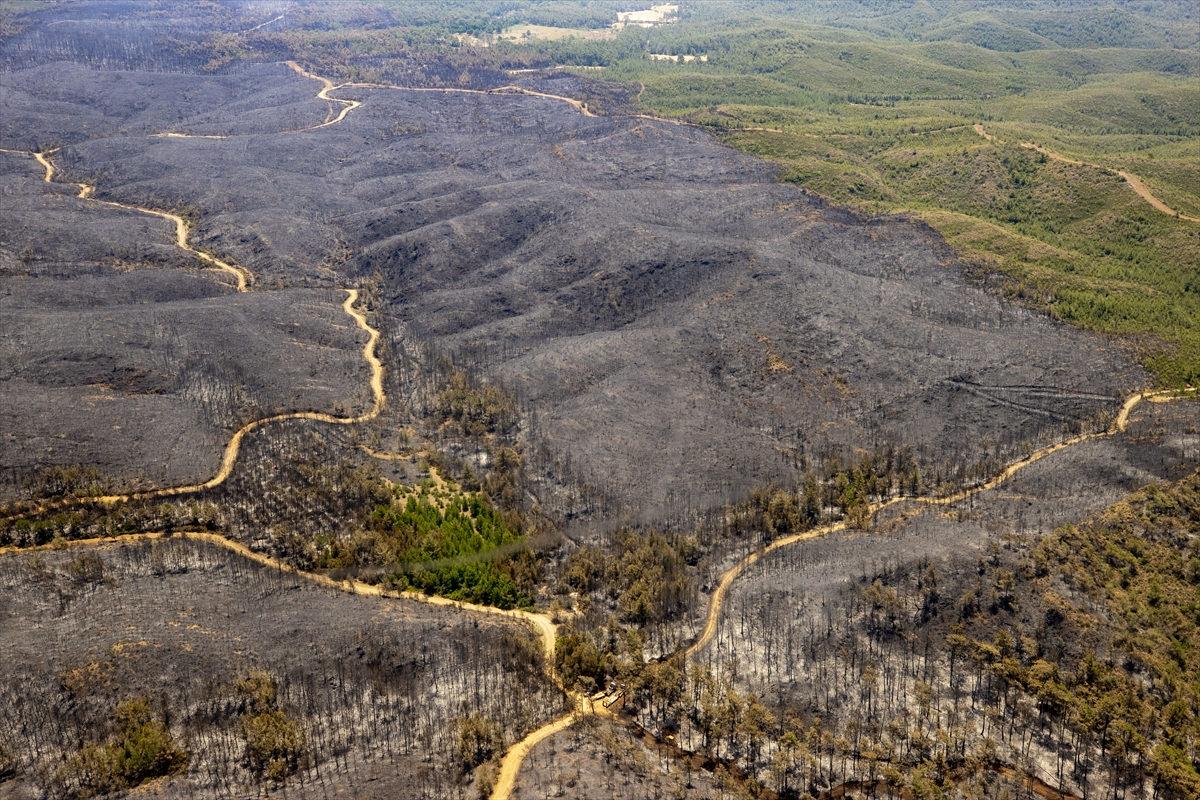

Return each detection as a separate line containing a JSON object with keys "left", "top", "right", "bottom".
{"left": 315, "top": 473, "right": 537, "bottom": 608}
{"left": 651, "top": 403, "right": 1200, "bottom": 800}
{"left": 0, "top": 3, "right": 1146, "bottom": 533}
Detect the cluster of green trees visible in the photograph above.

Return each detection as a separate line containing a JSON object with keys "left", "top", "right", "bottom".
{"left": 432, "top": 369, "right": 518, "bottom": 438}
{"left": 57, "top": 698, "right": 188, "bottom": 797}
{"left": 1023, "top": 474, "right": 1200, "bottom": 796}
{"left": 729, "top": 448, "right": 922, "bottom": 539}
{"left": 235, "top": 671, "right": 307, "bottom": 781}
{"left": 555, "top": 531, "right": 697, "bottom": 692}
{"left": 879, "top": 467, "right": 1200, "bottom": 797}
{"left": 36, "top": 671, "right": 308, "bottom": 793}
{"left": 556, "top": 617, "right": 648, "bottom": 695}
{"left": 315, "top": 478, "right": 534, "bottom": 608}
{"left": 564, "top": 530, "right": 698, "bottom": 624}
{"left": 453, "top": 713, "right": 504, "bottom": 774}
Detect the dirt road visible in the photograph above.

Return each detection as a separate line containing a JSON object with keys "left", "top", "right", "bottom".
{"left": 974, "top": 123, "right": 1199, "bottom": 223}
{"left": 286, "top": 60, "right": 364, "bottom": 128}
{"left": 0, "top": 146, "right": 253, "bottom": 290}
{"left": 685, "top": 386, "right": 1195, "bottom": 658}
{"left": 0, "top": 527, "right": 556, "bottom": 662}
{"left": 0, "top": 142, "right": 392, "bottom": 521}
{"left": 2, "top": 69, "right": 1193, "bottom": 800}
{"left": 491, "top": 387, "right": 1194, "bottom": 799}
{"left": 0, "top": 287, "right": 383, "bottom": 521}
{"left": 0, "top": 526, "right": 574, "bottom": 800}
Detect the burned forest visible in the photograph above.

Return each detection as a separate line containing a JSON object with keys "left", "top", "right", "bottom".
{"left": 0, "top": 2, "right": 1197, "bottom": 800}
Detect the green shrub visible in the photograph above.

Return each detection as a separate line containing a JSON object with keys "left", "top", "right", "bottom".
{"left": 60, "top": 697, "right": 187, "bottom": 796}
{"left": 453, "top": 714, "right": 503, "bottom": 773}
{"left": 242, "top": 710, "right": 305, "bottom": 781}
{"left": 235, "top": 670, "right": 305, "bottom": 781}
{"left": 555, "top": 627, "right": 609, "bottom": 693}
{"left": 235, "top": 669, "right": 277, "bottom": 713}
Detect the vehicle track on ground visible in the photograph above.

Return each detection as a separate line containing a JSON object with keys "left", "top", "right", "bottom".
{"left": 285, "top": 60, "right": 364, "bottom": 129}
{"left": 0, "top": 526, "right": 592, "bottom": 800}
{"left": 0, "top": 148, "right": 385, "bottom": 522}
{"left": 339, "top": 78, "right": 600, "bottom": 117}
{"left": 158, "top": 59, "right": 783, "bottom": 142}
{"left": 973, "top": 123, "right": 1199, "bottom": 223}
{"left": 4, "top": 66, "right": 1193, "bottom": 800}
{"left": 494, "top": 386, "right": 1193, "bottom": 800}
{"left": 0, "top": 146, "right": 252, "bottom": 290}
{"left": 5, "top": 115, "right": 583, "bottom": 778}
{"left": 158, "top": 61, "right": 361, "bottom": 138}
{"left": 685, "top": 386, "right": 1194, "bottom": 658}
{"left": 0, "top": 288, "right": 382, "bottom": 522}
{"left": 0, "top": 528, "right": 557, "bottom": 672}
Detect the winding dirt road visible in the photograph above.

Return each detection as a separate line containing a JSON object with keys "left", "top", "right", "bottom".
{"left": 0, "top": 524, "right": 592, "bottom": 800}
{"left": 157, "top": 60, "right": 705, "bottom": 143}
{"left": 490, "top": 695, "right": 617, "bottom": 800}
{"left": 974, "top": 123, "right": 1199, "bottom": 223}
{"left": 0, "top": 145, "right": 388, "bottom": 522}
{"left": 285, "top": 60, "right": 364, "bottom": 128}
{"left": 488, "top": 387, "right": 1195, "bottom": 799}
{"left": 339, "top": 78, "right": 599, "bottom": 118}
{"left": 0, "top": 528, "right": 557, "bottom": 669}
{"left": 5, "top": 64, "right": 1195, "bottom": 800}
{"left": 0, "top": 288, "right": 383, "bottom": 522}
{"left": 158, "top": 61, "right": 361, "bottom": 138}
{"left": 1, "top": 146, "right": 252, "bottom": 290}
{"left": 685, "top": 386, "right": 1194, "bottom": 658}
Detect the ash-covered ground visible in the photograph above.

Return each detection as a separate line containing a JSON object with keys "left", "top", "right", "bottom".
{"left": 0, "top": 146, "right": 373, "bottom": 499}
{"left": 511, "top": 716, "right": 727, "bottom": 800}
{"left": 1, "top": 47, "right": 1144, "bottom": 531}
{"left": 0, "top": 3, "right": 1195, "bottom": 800}
{"left": 699, "top": 397, "right": 1198, "bottom": 658}
{"left": 672, "top": 397, "right": 1199, "bottom": 798}
{"left": 0, "top": 537, "right": 564, "bottom": 799}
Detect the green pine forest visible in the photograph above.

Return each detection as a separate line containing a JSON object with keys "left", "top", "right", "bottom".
{"left": 419, "top": 0, "right": 1200, "bottom": 385}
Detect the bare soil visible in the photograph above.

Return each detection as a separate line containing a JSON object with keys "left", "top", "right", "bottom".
{"left": 510, "top": 716, "right": 726, "bottom": 800}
